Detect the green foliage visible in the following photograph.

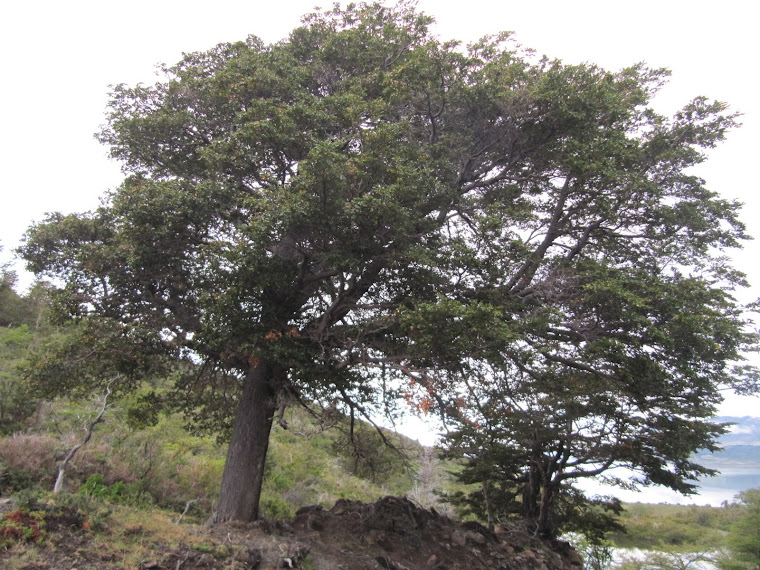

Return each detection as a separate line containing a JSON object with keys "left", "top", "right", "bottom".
{"left": 439, "top": 263, "right": 747, "bottom": 537}
{"left": 609, "top": 502, "right": 736, "bottom": 552}
{"left": 573, "top": 536, "right": 614, "bottom": 570}
{"left": 0, "top": 400, "right": 223, "bottom": 512}
{"left": 0, "top": 268, "right": 26, "bottom": 328}
{"left": 556, "top": 491, "right": 625, "bottom": 544}
{"left": 0, "top": 245, "right": 54, "bottom": 333}
{"left": 0, "top": 394, "right": 420, "bottom": 521}
{"left": 0, "top": 326, "right": 38, "bottom": 434}
{"left": 259, "top": 408, "right": 418, "bottom": 517}
{"left": 52, "top": 491, "right": 113, "bottom": 531}
{"left": 0, "top": 464, "right": 37, "bottom": 495}
{"left": 719, "top": 488, "right": 760, "bottom": 570}
{"left": 331, "top": 420, "right": 412, "bottom": 483}
{"left": 77, "top": 473, "right": 152, "bottom": 507}
{"left": 0, "top": 279, "right": 63, "bottom": 435}
{"left": 442, "top": 458, "right": 624, "bottom": 541}
{"left": 9, "top": 489, "right": 44, "bottom": 511}
{"left": 260, "top": 496, "right": 294, "bottom": 520}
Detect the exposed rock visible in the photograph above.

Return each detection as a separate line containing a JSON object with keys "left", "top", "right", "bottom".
{"left": 465, "top": 530, "right": 487, "bottom": 545}
{"left": 451, "top": 529, "right": 467, "bottom": 546}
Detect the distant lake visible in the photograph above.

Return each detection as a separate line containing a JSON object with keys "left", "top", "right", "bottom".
{"left": 692, "top": 469, "right": 760, "bottom": 505}
{"left": 577, "top": 467, "right": 760, "bottom": 506}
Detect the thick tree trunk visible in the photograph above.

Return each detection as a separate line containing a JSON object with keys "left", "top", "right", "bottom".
{"left": 537, "top": 483, "right": 556, "bottom": 538}
{"left": 216, "top": 362, "right": 280, "bottom": 522}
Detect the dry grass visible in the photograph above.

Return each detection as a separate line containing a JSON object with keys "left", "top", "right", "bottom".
{"left": 0, "top": 498, "right": 222, "bottom": 570}
{"left": 0, "top": 426, "right": 224, "bottom": 514}
{"left": 0, "top": 542, "right": 45, "bottom": 570}
{"left": 0, "top": 434, "right": 59, "bottom": 478}
{"left": 88, "top": 505, "right": 209, "bottom": 568}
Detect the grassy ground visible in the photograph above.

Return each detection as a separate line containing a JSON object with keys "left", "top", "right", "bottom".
{"left": 0, "top": 495, "right": 228, "bottom": 569}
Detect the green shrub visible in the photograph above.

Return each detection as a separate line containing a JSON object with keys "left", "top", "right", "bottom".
{"left": 260, "top": 495, "right": 294, "bottom": 520}
{"left": 77, "top": 473, "right": 153, "bottom": 507}
{"left": 0, "top": 326, "right": 39, "bottom": 435}
{"left": 79, "top": 474, "right": 122, "bottom": 500}
{"left": 718, "top": 488, "right": 760, "bottom": 570}
{"left": 54, "top": 491, "right": 113, "bottom": 530}
{"left": 0, "top": 463, "right": 38, "bottom": 494}
{"left": 10, "top": 489, "right": 44, "bottom": 510}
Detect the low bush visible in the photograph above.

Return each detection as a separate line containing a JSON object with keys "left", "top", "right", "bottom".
{"left": 54, "top": 491, "right": 113, "bottom": 530}
{"left": 0, "top": 434, "right": 59, "bottom": 489}
{"left": 0, "top": 399, "right": 441, "bottom": 525}
{"left": 261, "top": 495, "right": 294, "bottom": 520}
{"left": 0, "top": 462, "right": 38, "bottom": 495}
{"left": 77, "top": 473, "right": 153, "bottom": 508}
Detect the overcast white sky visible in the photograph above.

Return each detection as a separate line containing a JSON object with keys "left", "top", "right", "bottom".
{"left": 1, "top": 0, "right": 758, "bottom": 419}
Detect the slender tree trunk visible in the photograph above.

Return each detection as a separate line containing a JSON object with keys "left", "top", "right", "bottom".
{"left": 482, "top": 479, "right": 494, "bottom": 532}
{"left": 216, "top": 362, "right": 280, "bottom": 522}
{"left": 522, "top": 463, "right": 540, "bottom": 520}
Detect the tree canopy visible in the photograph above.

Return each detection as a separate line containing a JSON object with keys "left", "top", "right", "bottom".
{"left": 20, "top": 1, "right": 757, "bottom": 525}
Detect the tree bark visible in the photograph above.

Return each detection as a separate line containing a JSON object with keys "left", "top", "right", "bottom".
{"left": 522, "top": 463, "right": 540, "bottom": 521}
{"left": 216, "top": 361, "right": 280, "bottom": 522}
{"left": 482, "top": 479, "right": 494, "bottom": 532}
{"left": 537, "top": 483, "right": 556, "bottom": 538}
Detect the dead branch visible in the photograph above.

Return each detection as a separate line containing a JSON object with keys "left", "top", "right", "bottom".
{"left": 176, "top": 499, "right": 198, "bottom": 524}
{"left": 53, "top": 376, "right": 117, "bottom": 493}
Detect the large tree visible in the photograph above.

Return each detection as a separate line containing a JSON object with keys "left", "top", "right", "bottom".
{"left": 20, "top": 2, "right": 756, "bottom": 523}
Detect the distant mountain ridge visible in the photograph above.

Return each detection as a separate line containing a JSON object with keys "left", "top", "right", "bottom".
{"left": 714, "top": 416, "right": 760, "bottom": 446}
{"left": 695, "top": 416, "right": 760, "bottom": 471}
